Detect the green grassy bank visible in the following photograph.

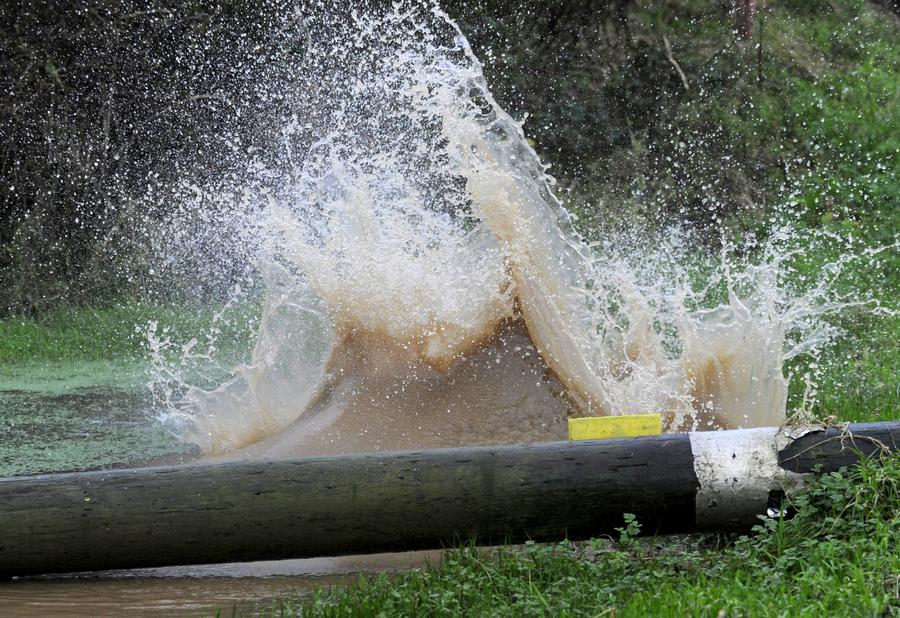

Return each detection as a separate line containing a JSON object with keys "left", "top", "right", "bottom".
{"left": 0, "top": 301, "right": 258, "bottom": 364}
{"left": 268, "top": 456, "right": 899, "bottom": 617}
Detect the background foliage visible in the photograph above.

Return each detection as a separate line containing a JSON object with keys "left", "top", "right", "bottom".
{"left": 1, "top": 0, "right": 897, "bottom": 316}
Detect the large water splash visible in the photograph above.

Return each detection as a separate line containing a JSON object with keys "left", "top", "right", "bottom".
{"left": 150, "top": 2, "right": 882, "bottom": 457}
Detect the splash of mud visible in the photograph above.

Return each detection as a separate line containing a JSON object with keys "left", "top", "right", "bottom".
{"left": 150, "top": 2, "right": 875, "bottom": 457}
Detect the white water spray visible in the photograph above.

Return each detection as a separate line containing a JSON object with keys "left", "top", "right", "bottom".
{"left": 149, "top": 2, "right": 880, "bottom": 457}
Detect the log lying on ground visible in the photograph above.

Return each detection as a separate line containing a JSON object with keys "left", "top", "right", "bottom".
{"left": 1, "top": 421, "right": 897, "bottom": 577}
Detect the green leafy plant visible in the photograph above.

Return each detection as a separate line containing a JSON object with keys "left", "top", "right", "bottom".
{"left": 615, "top": 513, "right": 643, "bottom": 547}
{"left": 265, "top": 455, "right": 899, "bottom": 617}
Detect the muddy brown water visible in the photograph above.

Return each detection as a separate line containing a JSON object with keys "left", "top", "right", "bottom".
{"left": 0, "top": 552, "right": 441, "bottom": 617}
{"left": 207, "top": 322, "right": 571, "bottom": 461}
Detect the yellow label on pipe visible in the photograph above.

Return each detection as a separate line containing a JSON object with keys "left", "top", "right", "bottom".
{"left": 567, "top": 414, "right": 662, "bottom": 440}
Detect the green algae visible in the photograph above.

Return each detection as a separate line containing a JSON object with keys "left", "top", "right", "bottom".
{"left": 0, "top": 363, "right": 197, "bottom": 477}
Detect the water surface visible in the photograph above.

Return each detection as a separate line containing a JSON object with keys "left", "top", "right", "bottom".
{"left": 0, "top": 362, "right": 194, "bottom": 477}
{"left": 1, "top": 552, "right": 438, "bottom": 617}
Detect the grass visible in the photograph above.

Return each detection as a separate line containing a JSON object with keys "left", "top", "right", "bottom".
{"left": 266, "top": 455, "right": 899, "bottom": 617}
{"left": 0, "top": 299, "right": 259, "bottom": 364}
{"left": 809, "top": 317, "right": 899, "bottom": 424}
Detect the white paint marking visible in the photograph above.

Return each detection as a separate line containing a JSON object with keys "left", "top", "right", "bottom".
{"left": 690, "top": 427, "right": 804, "bottom": 529}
